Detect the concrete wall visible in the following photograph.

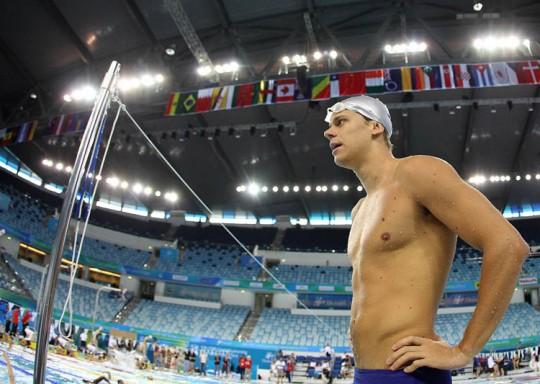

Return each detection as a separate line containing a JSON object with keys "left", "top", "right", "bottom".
{"left": 221, "top": 289, "right": 255, "bottom": 308}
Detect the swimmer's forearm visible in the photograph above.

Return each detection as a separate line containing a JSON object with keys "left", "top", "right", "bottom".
{"left": 2, "top": 351, "right": 15, "bottom": 384}
{"left": 457, "top": 246, "right": 529, "bottom": 357}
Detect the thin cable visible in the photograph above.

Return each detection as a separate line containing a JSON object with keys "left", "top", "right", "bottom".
{"left": 58, "top": 104, "right": 122, "bottom": 336}
{"left": 119, "top": 101, "right": 342, "bottom": 338}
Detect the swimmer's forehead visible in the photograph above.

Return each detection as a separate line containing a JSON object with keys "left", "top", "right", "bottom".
{"left": 328, "top": 109, "right": 365, "bottom": 127}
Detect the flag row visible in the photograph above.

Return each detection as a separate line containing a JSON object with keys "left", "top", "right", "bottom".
{"left": 164, "top": 60, "right": 540, "bottom": 116}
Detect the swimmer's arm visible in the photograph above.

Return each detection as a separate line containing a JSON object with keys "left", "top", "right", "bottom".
{"left": 2, "top": 350, "right": 15, "bottom": 384}
{"left": 399, "top": 156, "right": 530, "bottom": 357}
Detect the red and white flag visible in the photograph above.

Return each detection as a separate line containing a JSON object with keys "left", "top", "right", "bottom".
{"left": 275, "top": 79, "right": 296, "bottom": 103}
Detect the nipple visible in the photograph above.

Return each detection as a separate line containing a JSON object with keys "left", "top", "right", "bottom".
{"left": 381, "top": 232, "right": 391, "bottom": 241}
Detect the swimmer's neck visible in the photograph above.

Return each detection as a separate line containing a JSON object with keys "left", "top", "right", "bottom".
{"left": 353, "top": 147, "right": 398, "bottom": 195}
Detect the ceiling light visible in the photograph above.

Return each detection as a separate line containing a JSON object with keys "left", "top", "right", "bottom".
{"left": 165, "top": 47, "right": 175, "bottom": 56}
{"left": 155, "top": 190, "right": 161, "bottom": 197}
{"left": 321, "top": 186, "right": 328, "bottom": 192}
{"left": 63, "top": 94, "right": 72, "bottom": 102}
{"left": 120, "top": 181, "right": 129, "bottom": 189}
{"left": 248, "top": 183, "right": 260, "bottom": 195}
{"left": 283, "top": 186, "right": 290, "bottom": 193}
{"left": 313, "top": 51, "right": 322, "bottom": 60}
{"left": 261, "top": 186, "right": 268, "bottom": 192}
{"left": 329, "top": 50, "right": 338, "bottom": 59}
{"left": 331, "top": 185, "right": 339, "bottom": 191}
{"left": 55, "top": 162, "right": 64, "bottom": 171}
{"left": 315, "top": 186, "right": 322, "bottom": 192}
{"left": 293, "top": 185, "right": 300, "bottom": 192}
{"left": 65, "top": 166, "right": 72, "bottom": 173}
{"left": 236, "top": 185, "right": 246, "bottom": 193}
{"left": 133, "top": 183, "right": 143, "bottom": 194}
{"left": 281, "top": 56, "right": 290, "bottom": 65}
{"left": 473, "top": 1, "right": 483, "bottom": 11}
{"left": 357, "top": 186, "right": 363, "bottom": 191}
{"left": 106, "top": 177, "right": 119, "bottom": 188}
{"left": 525, "top": 174, "right": 532, "bottom": 180}
{"left": 516, "top": 175, "right": 521, "bottom": 181}
{"left": 197, "top": 65, "right": 212, "bottom": 76}
{"left": 304, "top": 186, "right": 311, "bottom": 192}
{"left": 343, "top": 185, "right": 349, "bottom": 191}
{"left": 29, "top": 93, "right": 37, "bottom": 99}
{"left": 272, "top": 186, "right": 279, "bottom": 192}
{"left": 143, "top": 186, "right": 153, "bottom": 195}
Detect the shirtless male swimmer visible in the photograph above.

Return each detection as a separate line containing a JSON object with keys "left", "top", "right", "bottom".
{"left": 323, "top": 95, "right": 530, "bottom": 384}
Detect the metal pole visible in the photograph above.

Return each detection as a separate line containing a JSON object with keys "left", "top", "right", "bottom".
{"left": 33, "top": 61, "right": 120, "bottom": 384}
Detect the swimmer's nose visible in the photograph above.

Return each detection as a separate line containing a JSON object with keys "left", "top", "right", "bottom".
{"left": 324, "top": 126, "right": 335, "bottom": 141}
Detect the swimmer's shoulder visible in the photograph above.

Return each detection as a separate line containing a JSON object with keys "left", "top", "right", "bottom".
{"left": 351, "top": 198, "right": 365, "bottom": 221}
{"left": 395, "top": 155, "right": 458, "bottom": 189}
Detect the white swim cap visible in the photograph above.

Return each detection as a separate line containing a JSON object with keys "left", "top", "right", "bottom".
{"left": 325, "top": 95, "right": 393, "bottom": 137}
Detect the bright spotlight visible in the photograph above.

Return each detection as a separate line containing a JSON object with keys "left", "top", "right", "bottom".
{"left": 343, "top": 185, "right": 349, "bottom": 191}
{"left": 248, "top": 183, "right": 260, "bottom": 195}
{"left": 197, "top": 65, "right": 212, "bottom": 76}
{"left": 155, "top": 190, "right": 161, "bottom": 197}
{"left": 261, "top": 186, "right": 268, "bottom": 192}
{"left": 293, "top": 185, "right": 300, "bottom": 192}
{"left": 165, "top": 47, "right": 175, "bottom": 56}
{"left": 329, "top": 50, "right": 338, "bottom": 59}
{"left": 236, "top": 185, "right": 246, "bottom": 193}
{"left": 120, "top": 181, "right": 129, "bottom": 189}
{"left": 305, "top": 186, "right": 311, "bottom": 192}
{"left": 155, "top": 74, "right": 164, "bottom": 83}
{"left": 525, "top": 174, "right": 532, "bottom": 180}
{"left": 281, "top": 56, "right": 290, "bottom": 65}
{"left": 473, "top": 1, "right": 483, "bottom": 11}
{"left": 313, "top": 51, "right": 322, "bottom": 60}
{"left": 165, "top": 192, "right": 178, "bottom": 202}
{"left": 321, "top": 186, "right": 328, "bottom": 192}
{"left": 65, "top": 166, "right": 72, "bottom": 173}
{"left": 63, "top": 94, "right": 72, "bottom": 103}
{"left": 55, "top": 162, "right": 64, "bottom": 171}
{"left": 106, "top": 177, "right": 119, "bottom": 188}
{"left": 272, "top": 186, "right": 279, "bottom": 192}
{"left": 133, "top": 183, "right": 143, "bottom": 194}
{"left": 141, "top": 74, "right": 155, "bottom": 87}
{"left": 331, "top": 185, "right": 339, "bottom": 191}
{"left": 315, "top": 186, "right": 322, "bottom": 192}
{"left": 357, "top": 186, "right": 363, "bottom": 191}
{"left": 516, "top": 175, "right": 521, "bottom": 181}
{"left": 283, "top": 186, "right": 290, "bottom": 193}
{"left": 143, "top": 186, "right": 153, "bottom": 195}
{"left": 535, "top": 174, "right": 540, "bottom": 180}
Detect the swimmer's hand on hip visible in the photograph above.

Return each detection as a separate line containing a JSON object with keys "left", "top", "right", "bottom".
{"left": 385, "top": 336, "right": 471, "bottom": 373}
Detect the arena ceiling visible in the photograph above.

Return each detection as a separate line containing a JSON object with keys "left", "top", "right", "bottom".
{"left": 0, "top": 0, "right": 539, "bottom": 218}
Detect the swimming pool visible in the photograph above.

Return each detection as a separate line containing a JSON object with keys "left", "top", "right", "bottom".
{"left": 0, "top": 345, "right": 243, "bottom": 384}
{"left": 2, "top": 345, "right": 540, "bottom": 384}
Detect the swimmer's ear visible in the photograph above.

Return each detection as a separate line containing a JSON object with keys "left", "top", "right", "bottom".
{"left": 370, "top": 121, "right": 385, "bottom": 137}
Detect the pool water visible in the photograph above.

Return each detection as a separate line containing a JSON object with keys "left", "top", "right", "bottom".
{"left": 0, "top": 346, "right": 243, "bottom": 384}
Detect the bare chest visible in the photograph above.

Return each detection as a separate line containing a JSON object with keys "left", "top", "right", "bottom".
{"left": 348, "top": 190, "right": 429, "bottom": 264}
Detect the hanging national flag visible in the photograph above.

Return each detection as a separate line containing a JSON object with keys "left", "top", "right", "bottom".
{"left": 507, "top": 61, "right": 540, "bottom": 84}
{"left": 15, "top": 120, "right": 38, "bottom": 143}
{"left": 329, "top": 74, "right": 340, "bottom": 98}
{"left": 48, "top": 114, "right": 66, "bottom": 136}
{"left": 178, "top": 92, "right": 197, "bottom": 114}
{"left": 490, "top": 63, "right": 518, "bottom": 86}
{"left": 256, "top": 80, "right": 274, "bottom": 104}
{"left": 365, "top": 69, "right": 384, "bottom": 93}
{"left": 213, "top": 85, "right": 235, "bottom": 111}
{"left": 165, "top": 93, "right": 181, "bottom": 116}
{"left": 339, "top": 72, "right": 365, "bottom": 96}
{"left": 233, "top": 83, "right": 256, "bottom": 107}
{"left": 468, "top": 64, "right": 494, "bottom": 87}
{"left": 400, "top": 67, "right": 413, "bottom": 91}
{"left": 0, "top": 128, "right": 15, "bottom": 146}
{"left": 440, "top": 64, "right": 455, "bottom": 89}
{"left": 275, "top": 79, "right": 296, "bottom": 103}
{"left": 416, "top": 66, "right": 443, "bottom": 90}
{"left": 311, "top": 75, "right": 330, "bottom": 100}
{"left": 452, "top": 64, "right": 472, "bottom": 88}
{"left": 195, "top": 88, "right": 215, "bottom": 112}
{"left": 384, "top": 69, "right": 402, "bottom": 92}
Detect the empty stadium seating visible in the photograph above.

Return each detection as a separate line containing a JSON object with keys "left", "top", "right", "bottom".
{"left": 123, "top": 300, "right": 250, "bottom": 339}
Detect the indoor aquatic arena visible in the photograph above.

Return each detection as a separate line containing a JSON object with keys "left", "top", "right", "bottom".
{"left": 0, "top": 1, "right": 540, "bottom": 383}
